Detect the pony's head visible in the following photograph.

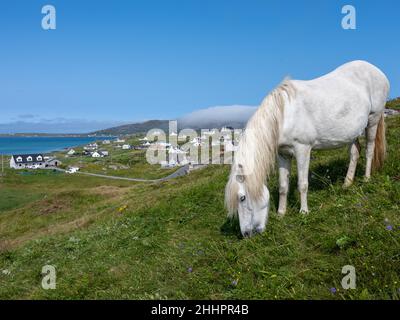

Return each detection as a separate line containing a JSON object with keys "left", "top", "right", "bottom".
{"left": 225, "top": 163, "right": 270, "bottom": 238}
{"left": 224, "top": 79, "right": 293, "bottom": 237}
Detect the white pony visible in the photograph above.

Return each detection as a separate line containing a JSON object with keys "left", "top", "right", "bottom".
{"left": 225, "top": 60, "right": 389, "bottom": 237}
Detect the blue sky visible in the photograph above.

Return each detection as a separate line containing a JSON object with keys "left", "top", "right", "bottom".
{"left": 0, "top": 0, "right": 399, "bottom": 133}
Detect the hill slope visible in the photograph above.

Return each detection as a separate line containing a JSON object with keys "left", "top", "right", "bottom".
{"left": 0, "top": 117, "right": 399, "bottom": 299}
{"left": 92, "top": 120, "right": 171, "bottom": 136}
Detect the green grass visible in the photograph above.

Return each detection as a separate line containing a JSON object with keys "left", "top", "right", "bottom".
{"left": 0, "top": 117, "right": 399, "bottom": 299}
{"left": 386, "top": 97, "right": 400, "bottom": 110}
{"left": 0, "top": 187, "right": 43, "bottom": 213}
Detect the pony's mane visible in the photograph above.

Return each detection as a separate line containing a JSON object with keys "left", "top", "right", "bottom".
{"left": 225, "top": 79, "right": 296, "bottom": 217}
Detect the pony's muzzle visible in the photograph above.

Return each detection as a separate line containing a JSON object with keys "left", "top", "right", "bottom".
{"left": 242, "top": 230, "right": 253, "bottom": 238}
{"left": 242, "top": 225, "right": 265, "bottom": 238}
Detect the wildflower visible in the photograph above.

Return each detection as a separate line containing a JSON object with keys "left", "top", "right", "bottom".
{"left": 2, "top": 269, "right": 11, "bottom": 275}
{"left": 118, "top": 205, "right": 128, "bottom": 213}
{"left": 330, "top": 287, "right": 337, "bottom": 294}
{"left": 187, "top": 267, "right": 193, "bottom": 273}
{"left": 231, "top": 279, "right": 238, "bottom": 286}
{"left": 68, "top": 236, "right": 80, "bottom": 243}
{"left": 386, "top": 225, "right": 393, "bottom": 231}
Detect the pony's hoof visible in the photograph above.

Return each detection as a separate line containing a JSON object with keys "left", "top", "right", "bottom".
{"left": 277, "top": 211, "right": 286, "bottom": 218}
{"left": 254, "top": 226, "right": 265, "bottom": 235}
{"left": 343, "top": 180, "right": 353, "bottom": 189}
{"left": 299, "top": 209, "right": 309, "bottom": 215}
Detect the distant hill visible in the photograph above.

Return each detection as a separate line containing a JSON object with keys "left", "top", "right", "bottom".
{"left": 91, "top": 120, "right": 171, "bottom": 136}
{"left": 91, "top": 105, "right": 256, "bottom": 136}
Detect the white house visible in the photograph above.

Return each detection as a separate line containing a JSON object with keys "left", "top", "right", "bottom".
{"left": 191, "top": 137, "right": 200, "bottom": 144}
{"left": 100, "top": 150, "right": 109, "bottom": 157}
{"left": 102, "top": 140, "right": 111, "bottom": 145}
{"left": 84, "top": 143, "right": 98, "bottom": 151}
{"left": 10, "top": 154, "right": 60, "bottom": 169}
{"left": 221, "top": 126, "right": 233, "bottom": 133}
{"left": 157, "top": 142, "right": 172, "bottom": 148}
{"left": 91, "top": 151, "right": 102, "bottom": 158}
{"left": 115, "top": 138, "right": 125, "bottom": 143}
{"left": 46, "top": 158, "right": 61, "bottom": 167}
{"left": 192, "top": 142, "right": 203, "bottom": 147}
{"left": 67, "top": 149, "right": 76, "bottom": 156}
{"left": 122, "top": 144, "right": 131, "bottom": 150}
{"left": 168, "top": 147, "right": 187, "bottom": 155}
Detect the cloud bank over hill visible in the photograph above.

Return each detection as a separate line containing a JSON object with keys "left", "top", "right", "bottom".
{"left": 178, "top": 105, "right": 257, "bottom": 129}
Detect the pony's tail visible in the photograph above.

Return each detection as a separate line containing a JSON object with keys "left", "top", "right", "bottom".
{"left": 372, "top": 113, "right": 386, "bottom": 172}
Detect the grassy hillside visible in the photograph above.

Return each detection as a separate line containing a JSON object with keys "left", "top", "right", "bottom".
{"left": 386, "top": 97, "right": 400, "bottom": 110}
{"left": 0, "top": 117, "right": 399, "bottom": 299}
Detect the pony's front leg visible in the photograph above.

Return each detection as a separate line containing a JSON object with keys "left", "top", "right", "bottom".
{"left": 295, "top": 144, "right": 311, "bottom": 214}
{"left": 277, "top": 154, "right": 291, "bottom": 216}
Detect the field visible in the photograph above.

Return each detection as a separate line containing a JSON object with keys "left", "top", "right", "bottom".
{"left": 0, "top": 117, "right": 399, "bottom": 299}
{"left": 53, "top": 135, "right": 177, "bottom": 180}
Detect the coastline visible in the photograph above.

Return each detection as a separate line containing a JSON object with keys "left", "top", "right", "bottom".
{"left": 0, "top": 136, "right": 116, "bottom": 155}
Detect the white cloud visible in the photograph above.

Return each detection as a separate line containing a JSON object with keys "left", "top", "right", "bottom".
{"left": 178, "top": 105, "right": 257, "bottom": 129}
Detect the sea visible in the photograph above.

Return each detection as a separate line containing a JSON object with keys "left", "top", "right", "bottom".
{"left": 0, "top": 136, "right": 114, "bottom": 155}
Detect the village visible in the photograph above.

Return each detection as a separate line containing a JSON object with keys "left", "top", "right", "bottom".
{"left": 7, "top": 127, "right": 240, "bottom": 180}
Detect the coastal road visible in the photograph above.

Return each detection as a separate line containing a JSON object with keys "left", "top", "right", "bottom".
{"left": 56, "top": 165, "right": 190, "bottom": 182}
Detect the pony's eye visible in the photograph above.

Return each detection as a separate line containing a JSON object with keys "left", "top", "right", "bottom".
{"left": 240, "top": 195, "right": 246, "bottom": 202}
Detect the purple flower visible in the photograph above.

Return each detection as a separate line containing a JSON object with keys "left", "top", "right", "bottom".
{"left": 187, "top": 267, "right": 193, "bottom": 273}
{"left": 386, "top": 225, "right": 393, "bottom": 231}
{"left": 231, "top": 280, "right": 238, "bottom": 286}
{"left": 330, "top": 287, "right": 337, "bottom": 294}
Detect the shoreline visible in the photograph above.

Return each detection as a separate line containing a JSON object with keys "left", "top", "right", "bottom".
{"left": 0, "top": 136, "right": 116, "bottom": 156}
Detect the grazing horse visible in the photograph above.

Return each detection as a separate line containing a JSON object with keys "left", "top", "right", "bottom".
{"left": 225, "top": 60, "right": 389, "bottom": 237}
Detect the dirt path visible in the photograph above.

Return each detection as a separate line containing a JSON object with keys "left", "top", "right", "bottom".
{"left": 58, "top": 165, "right": 190, "bottom": 182}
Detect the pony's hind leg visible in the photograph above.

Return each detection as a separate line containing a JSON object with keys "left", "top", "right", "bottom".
{"left": 365, "top": 122, "right": 379, "bottom": 180}
{"left": 294, "top": 144, "right": 312, "bottom": 214}
{"left": 343, "top": 139, "right": 361, "bottom": 188}
{"left": 277, "top": 154, "right": 292, "bottom": 216}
